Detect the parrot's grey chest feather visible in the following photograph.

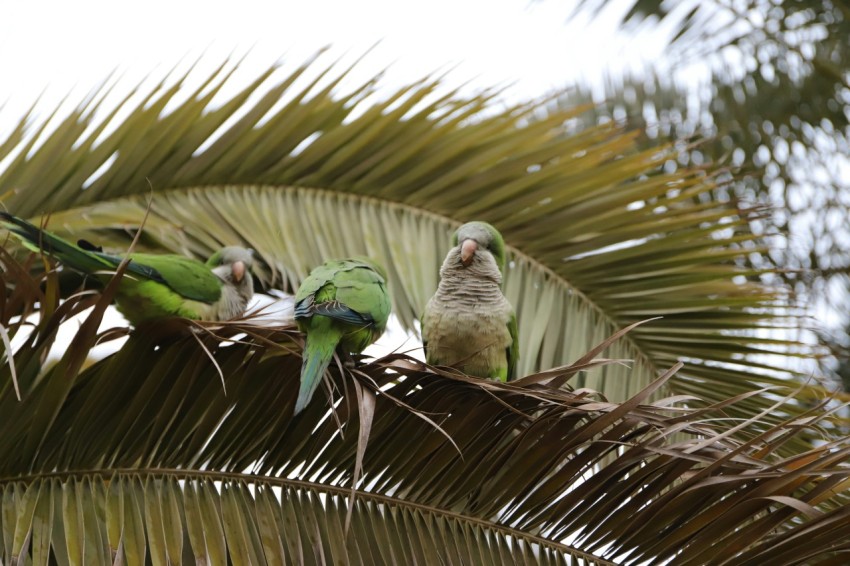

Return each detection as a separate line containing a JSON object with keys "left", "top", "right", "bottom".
{"left": 210, "top": 267, "right": 254, "bottom": 320}
{"left": 215, "top": 285, "right": 252, "bottom": 320}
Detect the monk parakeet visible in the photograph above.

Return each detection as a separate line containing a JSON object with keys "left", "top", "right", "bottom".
{"left": 293, "top": 257, "right": 391, "bottom": 414}
{"left": 0, "top": 212, "right": 255, "bottom": 324}
{"left": 421, "top": 221, "right": 518, "bottom": 381}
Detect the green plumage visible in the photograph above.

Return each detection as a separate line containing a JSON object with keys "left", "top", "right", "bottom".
{"left": 293, "top": 258, "right": 391, "bottom": 414}
{"left": 1, "top": 212, "right": 254, "bottom": 324}
{"left": 505, "top": 313, "right": 519, "bottom": 381}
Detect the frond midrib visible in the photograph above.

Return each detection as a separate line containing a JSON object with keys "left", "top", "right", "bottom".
{"left": 3, "top": 465, "right": 615, "bottom": 565}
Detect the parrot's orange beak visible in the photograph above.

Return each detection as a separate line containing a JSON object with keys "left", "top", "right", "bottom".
{"left": 232, "top": 260, "right": 246, "bottom": 283}
{"left": 460, "top": 239, "right": 478, "bottom": 266}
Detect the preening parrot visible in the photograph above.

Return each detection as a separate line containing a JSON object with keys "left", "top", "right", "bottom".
{"left": 0, "top": 212, "right": 254, "bottom": 324}
{"left": 421, "top": 221, "right": 518, "bottom": 381}
{"left": 293, "top": 257, "right": 391, "bottom": 414}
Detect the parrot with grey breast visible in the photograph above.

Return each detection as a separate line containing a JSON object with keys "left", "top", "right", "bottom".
{"left": 421, "top": 221, "right": 518, "bottom": 381}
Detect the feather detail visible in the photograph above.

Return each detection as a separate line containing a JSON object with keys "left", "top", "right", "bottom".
{"left": 295, "top": 320, "right": 343, "bottom": 415}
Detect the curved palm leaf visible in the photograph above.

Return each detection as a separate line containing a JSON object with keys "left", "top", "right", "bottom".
{"left": 1, "top": 253, "right": 849, "bottom": 564}
{"left": 0, "top": 56, "right": 832, "bottom": 433}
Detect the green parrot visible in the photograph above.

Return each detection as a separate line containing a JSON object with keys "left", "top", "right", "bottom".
{"left": 0, "top": 212, "right": 255, "bottom": 324}
{"left": 421, "top": 221, "right": 518, "bottom": 381}
{"left": 293, "top": 257, "right": 391, "bottom": 415}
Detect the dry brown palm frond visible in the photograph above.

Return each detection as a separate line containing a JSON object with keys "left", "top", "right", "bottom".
{"left": 0, "top": 251, "right": 848, "bottom": 564}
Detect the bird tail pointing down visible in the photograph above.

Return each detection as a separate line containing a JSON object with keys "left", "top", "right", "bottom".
{"left": 294, "top": 325, "right": 343, "bottom": 415}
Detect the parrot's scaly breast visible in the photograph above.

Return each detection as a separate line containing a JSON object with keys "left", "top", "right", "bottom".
{"left": 423, "top": 245, "right": 513, "bottom": 379}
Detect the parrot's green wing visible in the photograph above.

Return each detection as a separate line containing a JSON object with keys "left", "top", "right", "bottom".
{"left": 506, "top": 312, "right": 519, "bottom": 381}
{"left": 124, "top": 253, "right": 223, "bottom": 304}
{"left": 311, "top": 301, "right": 374, "bottom": 326}
{"left": 420, "top": 309, "right": 430, "bottom": 360}
{"left": 294, "top": 260, "right": 343, "bottom": 304}
{"left": 58, "top": 249, "right": 223, "bottom": 304}
{"left": 295, "top": 259, "right": 390, "bottom": 328}
{"left": 332, "top": 261, "right": 391, "bottom": 328}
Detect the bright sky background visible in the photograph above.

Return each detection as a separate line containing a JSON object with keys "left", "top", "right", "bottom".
{"left": 0, "top": 0, "right": 682, "bottom": 122}
{"left": 0, "top": 0, "right": 687, "bottom": 360}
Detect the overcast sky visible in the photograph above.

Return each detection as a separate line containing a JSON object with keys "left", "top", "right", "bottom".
{"left": 0, "top": 0, "right": 681, "bottom": 126}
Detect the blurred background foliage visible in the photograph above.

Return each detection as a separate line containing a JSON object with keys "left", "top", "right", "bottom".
{"left": 563, "top": 0, "right": 850, "bottom": 388}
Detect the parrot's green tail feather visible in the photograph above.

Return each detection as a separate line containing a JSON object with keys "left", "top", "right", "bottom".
{"left": 294, "top": 329, "right": 341, "bottom": 416}
{"left": 0, "top": 212, "right": 111, "bottom": 275}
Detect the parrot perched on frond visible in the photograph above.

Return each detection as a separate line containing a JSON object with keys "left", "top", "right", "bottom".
{"left": 421, "top": 221, "right": 518, "bottom": 381}
{"left": 0, "top": 212, "right": 255, "bottom": 324}
{"left": 293, "top": 257, "right": 391, "bottom": 415}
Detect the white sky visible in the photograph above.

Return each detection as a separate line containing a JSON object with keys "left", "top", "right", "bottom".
{"left": 0, "top": 0, "right": 679, "bottom": 122}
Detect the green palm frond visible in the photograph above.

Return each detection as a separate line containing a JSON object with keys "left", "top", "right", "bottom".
{"left": 0, "top": 56, "right": 825, "bottom": 426}
{"left": 1, "top": 252, "right": 849, "bottom": 564}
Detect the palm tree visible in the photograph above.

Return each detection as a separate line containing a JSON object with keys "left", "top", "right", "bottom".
{"left": 564, "top": 0, "right": 850, "bottom": 384}
{"left": 1, "top": 55, "right": 848, "bottom": 563}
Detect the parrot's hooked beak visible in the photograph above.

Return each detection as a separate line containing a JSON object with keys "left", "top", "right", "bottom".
{"left": 460, "top": 239, "right": 478, "bottom": 267}
{"left": 232, "top": 260, "right": 246, "bottom": 283}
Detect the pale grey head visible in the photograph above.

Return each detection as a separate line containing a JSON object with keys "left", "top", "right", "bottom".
{"left": 208, "top": 246, "right": 255, "bottom": 303}
{"left": 436, "top": 221, "right": 507, "bottom": 285}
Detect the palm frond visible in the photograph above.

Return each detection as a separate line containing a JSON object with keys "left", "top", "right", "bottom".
{"left": 0, "top": 56, "right": 827, "bottom": 428}
{"left": 1, "top": 252, "right": 849, "bottom": 564}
